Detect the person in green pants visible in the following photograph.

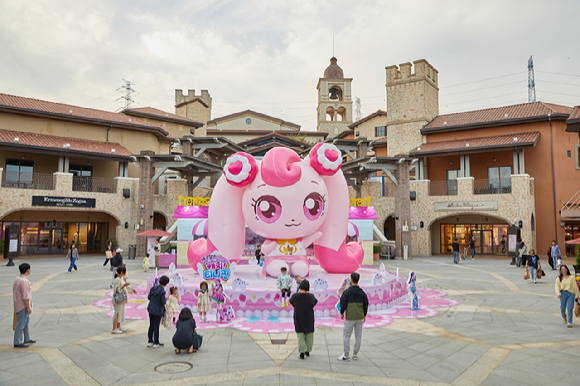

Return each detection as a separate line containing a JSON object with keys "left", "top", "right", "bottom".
{"left": 289, "top": 279, "right": 318, "bottom": 359}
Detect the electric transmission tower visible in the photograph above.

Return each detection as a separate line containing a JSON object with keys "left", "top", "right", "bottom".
{"left": 116, "top": 79, "right": 135, "bottom": 110}
{"left": 527, "top": 56, "right": 536, "bottom": 103}
{"left": 354, "top": 96, "right": 362, "bottom": 121}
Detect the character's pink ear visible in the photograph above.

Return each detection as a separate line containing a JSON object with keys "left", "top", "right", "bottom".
{"left": 309, "top": 143, "right": 341, "bottom": 176}
{"left": 223, "top": 152, "right": 258, "bottom": 187}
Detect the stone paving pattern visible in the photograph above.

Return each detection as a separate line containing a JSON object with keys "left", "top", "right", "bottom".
{"left": 1, "top": 256, "right": 579, "bottom": 385}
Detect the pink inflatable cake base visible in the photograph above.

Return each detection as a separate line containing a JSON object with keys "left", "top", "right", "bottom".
{"left": 93, "top": 266, "right": 458, "bottom": 333}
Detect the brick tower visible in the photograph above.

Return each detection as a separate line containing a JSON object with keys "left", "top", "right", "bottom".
{"left": 175, "top": 89, "right": 212, "bottom": 136}
{"left": 316, "top": 57, "right": 353, "bottom": 137}
{"left": 385, "top": 60, "right": 439, "bottom": 156}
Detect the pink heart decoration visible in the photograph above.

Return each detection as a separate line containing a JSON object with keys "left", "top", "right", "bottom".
{"left": 228, "top": 161, "right": 243, "bottom": 175}
{"left": 324, "top": 149, "right": 338, "bottom": 162}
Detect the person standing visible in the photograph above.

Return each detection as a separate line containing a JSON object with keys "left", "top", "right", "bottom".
{"left": 338, "top": 272, "right": 368, "bottom": 362}
{"left": 147, "top": 275, "right": 169, "bottom": 348}
{"left": 470, "top": 236, "right": 476, "bottom": 260}
{"left": 66, "top": 244, "right": 79, "bottom": 273}
{"left": 255, "top": 244, "right": 265, "bottom": 265}
{"left": 112, "top": 266, "right": 130, "bottom": 334}
{"left": 289, "top": 279, "right": 318, "bottom": 360}
{"left": 551, "top": 240, "right": 561, "bottom": 271}
{"left": 555, "top": 265, "right": 579, "bottom": 328}
{"left": 526, "top": 249, "right": 541, "bottom": 284}
{"left": 110, "top": 248, "right": 123, "bottom": 288}
{"left": 452, "top": 238, "right": 460, "bottom": 264}
{"left": 154, "top": 239, "right": 161, "bottom": 270}
{"left": 13, "top": 263, "right": 35, "bottom": 348}
{"left": 103, "top": 240, "right": 113, "bottom": 267}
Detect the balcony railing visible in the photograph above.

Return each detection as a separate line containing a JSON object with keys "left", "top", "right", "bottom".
{"left": 474, "top": 179, "right": 511, "bottom": 194}
{"left": 72, "top": 176, "right": 116, "bottom": 193}
{"left": 430, "top": 181, "right": 457, "bottom": 196}
{"left": 1, "top": 172, "right": 55, "bottom": 190}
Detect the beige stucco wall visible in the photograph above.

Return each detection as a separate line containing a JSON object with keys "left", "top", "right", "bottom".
{"left": 209, "top": 115, "right": 299, "bottom": 132}
{"left": 353, "top": 114, "right": 389, "bottom": 143}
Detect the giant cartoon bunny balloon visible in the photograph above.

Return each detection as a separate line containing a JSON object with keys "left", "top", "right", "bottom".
{"left": 187, "top": 143, "right": 364, "bottom": 277}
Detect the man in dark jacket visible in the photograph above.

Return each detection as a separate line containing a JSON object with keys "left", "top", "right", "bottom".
{"left": 289, "top": 279, "right": 317, "bottom": 360}
{"left": 337, "top": 272, "right": 368, "bottom": 362}
{"left": 147, "top": 275, "right": 169, "bottom": 348}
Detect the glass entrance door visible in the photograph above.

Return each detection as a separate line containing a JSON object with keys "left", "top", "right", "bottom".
{"left": 482, "top": 230, "right": 493, "bottom": 254}
{"left": 52, "top": 228, "right": 63, "bottom": 254}
{"left": 39, "top": 228, "right": 50, "bottom": 254}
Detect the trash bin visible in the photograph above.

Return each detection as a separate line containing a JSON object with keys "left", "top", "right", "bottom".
{"left": 129, "top": 244, "right": 136, "bottom": 260}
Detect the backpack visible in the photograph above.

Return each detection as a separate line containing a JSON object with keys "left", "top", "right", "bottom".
{"left": 111, "top": 254, "right": 121, "bottom": 267}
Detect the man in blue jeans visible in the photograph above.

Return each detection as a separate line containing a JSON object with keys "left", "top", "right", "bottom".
{"left": 452, "top": 238, "right": 460, "bottom": 264}
{"left": 470, "top": 236, "right": 476, "bottom": 260}
{"left": 13, "top": 263, "right": 36, "bottom": 348}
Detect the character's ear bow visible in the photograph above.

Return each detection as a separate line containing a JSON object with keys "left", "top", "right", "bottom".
{"left": 309, "top": 143, "right": 342, "bottom": 176}
{"left": 223, "top": 152, "right": 258, "bottom": 187}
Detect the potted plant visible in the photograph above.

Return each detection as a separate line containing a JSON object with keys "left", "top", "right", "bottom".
{"left": 373, "top": 244, "right": 381, "bottom": 261}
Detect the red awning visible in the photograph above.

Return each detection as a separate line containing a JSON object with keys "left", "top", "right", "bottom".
{"left": 136, "top": 229, "right": 174, "bottom": 237}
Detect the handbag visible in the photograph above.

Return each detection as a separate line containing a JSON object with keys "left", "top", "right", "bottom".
{"left": 537, "top": 267, "right": 542, "bottom": 279}
{"left": 575, "top": 302, "right": 580, "bottom": 318}
{"left": 523, "top": 268, "right": 530, "bottom": 280}
{"left": 105, "top": 250, "right": 113, "bottom": 259}
{"left": 162, "top": 311, "right": 172, "bottom": 329}
{"left": 113, "top": 288, "right": 127, "bottom": 304}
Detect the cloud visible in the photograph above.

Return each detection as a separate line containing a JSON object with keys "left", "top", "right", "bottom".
{"left": 0, "top": 0, "right": 579, "bottom": 130}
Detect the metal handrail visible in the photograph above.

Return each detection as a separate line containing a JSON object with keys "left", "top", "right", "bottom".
{"left": 429, "top": 181, "right": 457, "bottom": 196}
{"left": 1, "top": 172, "right": 55, "bottom": 190}
{"left": 473, "top": 179, "right": 511, "bottom": 195}
{"left": 72, "top": 176, "right": 116, "bottom": 193}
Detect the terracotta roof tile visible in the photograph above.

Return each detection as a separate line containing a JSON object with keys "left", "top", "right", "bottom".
{"left": 424, "top": 102, "right": 572, "bottom": 132}
{"left": 123, "top": 107, "right": 203, "bottom": 127}
{"left": 0, "top": 93, "right": 169, "bottom": 135}
{"left": 349, "top": 110, "right": 387, "bottom": 129}
{"left": 568, "top": 106, "right": 580, "bottom": 121}
{"left": 409, "top": 132, "right": 540, "bottom": 156}
{"left": 0, "top": 130, "right": 133, "bottom": 157}
{"left": 372, "top": 137, "right": 388, "bottom": 145}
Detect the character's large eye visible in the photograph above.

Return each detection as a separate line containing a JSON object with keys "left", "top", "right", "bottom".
{"left": 303, "top": 192, "right": 324, "bottom": 221}
{"left": 253, "top": 195, "right": 282, "bottom": 224}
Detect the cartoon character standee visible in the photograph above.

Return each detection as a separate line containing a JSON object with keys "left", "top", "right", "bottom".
{"left": 407, "top": 271, "right": 420, "bottom": 311}
{"left": 187, "top": 144, "right": 364, "bottom": 277}
{"left": 210, "top": 279, "right": 234, "bottom": 323}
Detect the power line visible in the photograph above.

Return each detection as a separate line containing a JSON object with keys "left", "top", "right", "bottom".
{"left": 537, "top": 79, "right": 580, "bottom": 87}
{"left": 440, "top": 81, "right": 523, "bottom": 97}
{"left": 536, "top": 70, "right": 580, "bottom": 78}
{"left": 537, "top": 90, "right": 580, "bottom": 98}
{"left": 442, "top": 92, "right": 523, "bottom": 106}
{"left": 444, "top": 71, "right": 527, "bottom": 88}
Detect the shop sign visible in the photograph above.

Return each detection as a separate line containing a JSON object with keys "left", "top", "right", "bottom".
{"left": 349, "top": 196, "right": 371, "bottom": 207}
{"left": 178, "top": 195, "right": 210, "bottom": 206}
{"left": 434, "top": 201, "right": 498, "bottom": 211}
{"left": 32, "top": 196, "right": 96, "bottom": 208}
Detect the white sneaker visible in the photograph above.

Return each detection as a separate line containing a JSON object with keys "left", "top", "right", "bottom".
{"left": 337, "top": 354, "right": 350, "bottom": 361}
{"left": 152, "top": 344, "right": 160, "bottom": 348}
{"left": 147, "top": 342, "right": 153, "bottom": 348}
{"left": 67, "top": 271, "right": 70, "bottom": 274}
{"left": 119, "top": 327, "right": 127, "bottom": 332}
{"left": 111, "top": 329, "right": 123, "bottom": 334}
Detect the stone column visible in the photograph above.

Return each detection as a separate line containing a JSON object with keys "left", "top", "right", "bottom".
{"left": 395, "top": 161, "right": 412, "bottom": 260}
{"left": 137, "top": 150, "right": 155, "bottom": 258}
{"left": 210, "top": 154, "right": 221, "bottom": 188}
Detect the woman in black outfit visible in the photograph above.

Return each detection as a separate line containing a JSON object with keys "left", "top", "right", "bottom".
{"left": 172, "top": 307, "right": 202, "bottom": 354}
{"left": 103, "top": 241, "right": 113, "bottom": 267}
{"left": 289, "top": 279, "right": 318, "bottom": 360}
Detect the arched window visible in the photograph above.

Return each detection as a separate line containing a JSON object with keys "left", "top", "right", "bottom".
{"left": 337, "top": 107, "right": 346, "bottom": 121}
{"left": 326, "top": 106, "right": 335, "bottom": 121}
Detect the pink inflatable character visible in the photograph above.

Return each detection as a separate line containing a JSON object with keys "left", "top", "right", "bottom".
{"left": 187, "top": 143, "right": 363, "bottom": 277}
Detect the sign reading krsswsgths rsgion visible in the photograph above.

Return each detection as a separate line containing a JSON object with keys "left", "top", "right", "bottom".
{"left": 32, "top": 196, "right": 96, "bottom": 208}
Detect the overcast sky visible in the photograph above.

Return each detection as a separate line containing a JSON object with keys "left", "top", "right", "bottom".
{"left": 1, "top": 0, "right": 579, "bottom": 131}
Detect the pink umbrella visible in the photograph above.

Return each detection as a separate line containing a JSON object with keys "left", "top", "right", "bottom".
{"left": 136, "top": 229, "right": 173, "bottom": 238}
{"left": 565, "top": 238, "right": 580, "bottom": 244}
{"left": 192, "top": 219, "right": 209, "bottom": 237}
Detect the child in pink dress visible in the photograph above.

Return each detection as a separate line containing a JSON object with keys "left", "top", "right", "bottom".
{"left": 197, "top": 282, "right": 211, "bottom": 323}
{"left": 166, "top": 287, "right": 181, "bottom": 327}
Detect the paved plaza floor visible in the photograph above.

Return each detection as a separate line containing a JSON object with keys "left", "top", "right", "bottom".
{"left": 1, "top": 255, "right": 579, "bottom": 386}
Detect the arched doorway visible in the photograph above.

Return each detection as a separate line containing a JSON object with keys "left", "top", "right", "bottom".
{"left": 383, "top": 216, "right": 396, "bottom": 242}
{"left": 0, "top": 209, "right": 119, "bottom": 255}
{"left": 153, "top": 212, "right": 167, "bottom": 231}
{"left": 429, "top": 213, "right": 510, "bottom": 256}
